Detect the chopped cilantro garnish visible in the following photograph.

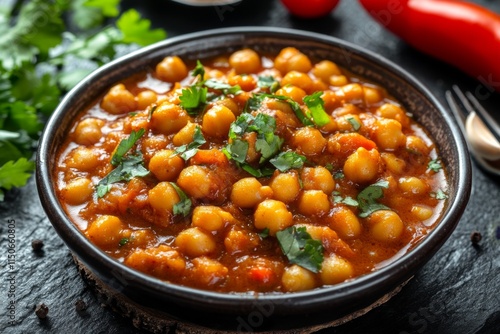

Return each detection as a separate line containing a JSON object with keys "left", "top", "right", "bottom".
{"left": 257, "top": 76, "right": 280, "bottom": 93}
{"left": 222, "top": 138, "right": 249, "bottom": 164}
{"left": 334, "top": 172, "right": 345, "bottom": 179}
{"left": 204, "top": 79, "right": 242, "bottom": 95}
{"left": 191, "top": 60, "right": 205, "bottom": 80}
{"left": 111, "top": 129, "right": 145, "bottom": 166}
{"left": 259, "top": 228, "right": 270, "bottom": 239}
{"left": 276, "top": 226, "right": 324, "bottom": 273}
{"left": 346, "top": 116, "right": 361, "bottom": 131}
{"left": 303, "top": 91, "right": 330, "bottom": 127}
{"left": 174, "top": 126, "right": 206, "bottom": 161}
{"left": 357, "top": 180, "right": 390, "bottom": 218}
{"left": 269, "top": 152, "right": 306, "bottom": 172}
{"left": 332, "top": 191, "right": 358, "bottom": 207}
{"left": 428, "top": 159, "right": 442, "bottom": 173}
{"left": 431, "top": 189, "right": 448, "bottom": 200}
{"left": 96, "top": 153, "right": 149, "bottom": 198}
{"left": 118, "top": 237, "right": 129, "bottom": 247}
{"left": 147, "top": 103, "right": 157, "bottom": 121}
{"left": 169, "top": 182, "right": 192, "bottom": 217}
{"left": 179, "top": 86, "right": 207, "bottom": 115}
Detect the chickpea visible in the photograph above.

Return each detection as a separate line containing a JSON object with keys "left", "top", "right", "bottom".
{"left": 254, "top": 200, "right": 293, "bottom": 236}
{"left": 66, "top": 147, "right": 100, "bottom": 171}
{"left": 298, "top": 190, "right": 330, "bottom": 216}
{"left": 301, "top": 167, "right": 336, "bottom": 194}
{"left": 73, "top": 118, "right": 104, "bottom": 145}
{"left": 192, "top": 206, "right": 233, "bottom": 232}
{"left": 275, "top": 85, "right": 306, "bottom": 104}
{"left": 177, "top": 165, "right": 215, "bottom": 199}
{"left": 202, "top": 105, "right": 235, "bottom": 138}
{"left": 398, "top": 177, "right": 430, "bottom": 196}
{"left": 328, "top": 207, "right": 362, "bottom": 239}
{"left": 156, "top": 56, "right": 188, "bottom": 82}
{"left": 363, "top": 86, "right": 383, "bottom": 105}
{"left": 406, "top": 135, "right": 430, "bottom": 155}
{"left": 172, "top": 122, "right": 197, "bottom": 146}
{"left": 148, "top": 182, "right": 180, "bottom": 213}
{"left": 129, "top": 229, "right": 156, "bottom": 248}
{"left": 231, "top": 177, "right": 273, "bottom": 208}
{"left": 337, "top": 83, "right": 364, "bottom": 103}
{"left": 175, "top": 227, "right": 217, "bottom": 257}
{"left": 101, "top": 84, "right": 137, "bottom": 114}
{"left": 343, "top": 147, "right": 381, "bottom": 184}
{"left": 411, "top": 205, "right": 434, "bottom": 221}
{"left": 150, "top": 102, "right": 189, "bottom": 135}
{"left": 86, "top": 215, "right": 123, "bottom": 248}
{"left": 376, "top": 103, "right": 410, "bottom": 128}
{"left": 62, "top": 178, "right": 93, "bottom": 205}
{"left": 281, "top": 71, "right": 313, "bottom": 93}
{"left": 312, "top": 60, "right": 342, "bottom": 83}
{"left": 372, "top": 118, "right": 406, "bottom": 151}
{"left": 336, "top": 114, "right": 362, "bottom": 133}
{"left": 329, "top": 75, "right": 349, "bottom": 87}
{"left": 282, "top": 265, "right": 316, "bottom": 292}
{"left": 269, "top": 172, "right": 301, "bottom": 203}
{"left": 213, "top": 98, "right": 240, "bottom": 115}
{"left": 148, "top": 149, "right": 184, "bottom": 181}
{"left": 229, "top": 49, "right": 261, "bottom": 74}
{"left": 291, "top": 127, "right": 326, "bottom": 156}
{"left": 320, "top": 254, "right": 354, "bottom": 285}
{"left": 137, "top": 90, "right": 158, "bottom": 110}
{"left": 367, "top": 210, "right": 404, "bottom": 242}
{"left": 381, "top": 152, "right": 406, "bottom": 175}
{"left": 228, "top": 74, "right": 257, "bottom": 91}
{"left": 274, "top": 47, "right": 312, "bottom": 74}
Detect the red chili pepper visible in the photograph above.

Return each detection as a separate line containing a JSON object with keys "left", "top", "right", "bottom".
{"left": 358, "top": 0, "right": 500, "bottom": 93}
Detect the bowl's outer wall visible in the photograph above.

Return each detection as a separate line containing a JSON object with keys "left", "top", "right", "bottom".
{"left": 36, "top": 27, "right": 471, "bottom": 328}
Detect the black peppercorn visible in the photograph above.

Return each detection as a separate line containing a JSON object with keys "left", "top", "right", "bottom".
{"left": 75, "top": 299, "right": 87, "bottom": 312}
{"left": 31, "top": 239, "right": 44, "bottom": 251}
{"left": 35, "top": 303, "right": 49, "bottom": 319}
{"left": 470, "top": 231, "right": 482, "bottom": 245}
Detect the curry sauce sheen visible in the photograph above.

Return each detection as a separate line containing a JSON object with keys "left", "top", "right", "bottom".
{"left": 55, "top": 47, "right": 448, "bottom": 293}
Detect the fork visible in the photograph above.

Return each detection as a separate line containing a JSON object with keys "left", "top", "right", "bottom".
{"left": 445, "top": 85, "right": 500, "bottom": 175}
{"left": 446, "top": 85, "right": 500, "bottom": 143}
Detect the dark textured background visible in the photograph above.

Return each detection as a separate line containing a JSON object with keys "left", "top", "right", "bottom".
{"left": 1, "top": 0, "right": 500, "bottom": 333}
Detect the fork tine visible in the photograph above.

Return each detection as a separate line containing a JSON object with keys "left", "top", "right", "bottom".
{"left": 445, "top": 90, "right": 468, "bottom": 137}
{"left": 464, "top": 91, "right": 500, "bottom": 143}
{"left": 451, "top": 85, "right": 474, "bottom": 115}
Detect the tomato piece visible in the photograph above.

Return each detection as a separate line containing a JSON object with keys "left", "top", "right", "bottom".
{"left": 249, "top": 266, "right": 275, "bottom": 284}
{"left": 280, "top": 0, "right": 340, "bottom": 18}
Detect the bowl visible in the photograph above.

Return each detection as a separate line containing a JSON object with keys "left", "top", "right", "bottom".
{"left": 36, "top": 27, "right": 471, "bottom": 332}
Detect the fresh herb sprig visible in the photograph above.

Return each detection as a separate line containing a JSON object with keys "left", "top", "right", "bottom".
{"left": 332, "top": 179, "right": 390, "bottom": 218}
{"left": 276, "top": 226, "right": 324, "bottom": 273}
{"left": 96, "top": 129, "right": 149, "bottom": 197}
{"left": 0, "top": 0, "right": 166, "bottom": 201}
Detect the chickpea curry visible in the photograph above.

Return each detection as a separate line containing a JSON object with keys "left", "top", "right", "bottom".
{"left": 55, "top": 47, "right": 448, "bottom": 293}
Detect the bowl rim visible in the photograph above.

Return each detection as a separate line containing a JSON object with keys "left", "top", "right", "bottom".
{"left": 36, "top": 26, "right": 472, "bottom": 316}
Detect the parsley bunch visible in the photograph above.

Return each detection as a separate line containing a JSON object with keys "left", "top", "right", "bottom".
{"left": 0, "top": 0, "right": 166, "bottom": 200}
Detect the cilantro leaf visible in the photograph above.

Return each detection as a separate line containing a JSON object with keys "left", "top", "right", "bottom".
{"left": 332, "top": 191, "right": 359, "bottom": 207}
{"left": 346, "top": 116, "right": 361, "bottom": 131}
{"left": 303, "top": 92, "right": 330, "bottom": 127}
{"left": 169, "top": 182, "right": 192, "bottom": 217}
{"left": 246, "top": 93, "right": 314, "bottom": 126}
{"left": 116, "top": 9, "right": 167, "bottom": 46}
{"left": 357, "top": 180, "right": 390, "bottom": 218}
{"left": 257, "top": 76, "right": 280, "bottom": 93}
{"left": 191, "top": 60, "right": 205, "bottom": 80}
{"left": 119, "top": 238, "right": 129, "bottom": 247}
{"left": 85, "top": 0, "right": 120, "bottom": 17}
{"left": 174, "top": 126, "right": 206, "bottom": 161}
{"left": 427, "top": 159, "right": 442, "bottom": 173}
{"left": 204, "top": 79, "right": 242, "bottom": 95}
{"left": 270, "top": 152, "right": 306, "bottom": 172}
{"left": 223, "top": 138, "right": 249, "bottom": 164}
{"left": 111, "top": 129, "right": 145, "bottom": 166}
{"left": 431, "top": 189, "right": 448, "bottom": 200}
{"left": 96, "top": 153, "right": 149, "bottom": 198}
{"left": 179, "top": 86, "right": 207, "bottom": 115}
{"left": 0, "top": 157, "right": 35, "bottom": 201}
{"left": 276, "top": 226, "right": 324, "bottom": 273}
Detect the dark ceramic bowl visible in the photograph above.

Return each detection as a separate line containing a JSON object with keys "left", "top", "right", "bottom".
{"left": 36, "top": 27, "right": 471, "bottom": 332}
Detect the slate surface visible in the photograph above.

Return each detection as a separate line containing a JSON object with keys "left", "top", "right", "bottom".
{"left": 1, "top": 0, "right": 500, "bottom": 333}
